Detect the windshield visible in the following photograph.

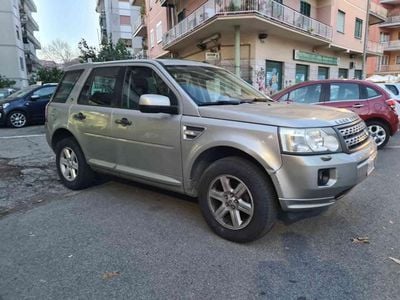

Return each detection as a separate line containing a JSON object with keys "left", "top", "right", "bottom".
{"left": 5, "top": 85, "right": 38, "bottom": 100}
{"left": 165, "top": 65, "right": 270, "bottom": 106}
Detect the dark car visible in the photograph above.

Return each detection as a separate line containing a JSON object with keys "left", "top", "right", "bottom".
{"left": 0, "top": 84, "right": 57, "bottom": 128}
{"left": 272, "top": 79, "right": 399, "bottom": 149}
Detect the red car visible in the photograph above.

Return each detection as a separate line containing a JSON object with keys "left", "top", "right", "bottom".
{"left": 272, "top": 79, "right": 399, "bottom": 149}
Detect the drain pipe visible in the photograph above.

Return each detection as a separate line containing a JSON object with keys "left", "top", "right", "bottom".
{"left": 234, "top": 25, "right": 241, "bottom": 77}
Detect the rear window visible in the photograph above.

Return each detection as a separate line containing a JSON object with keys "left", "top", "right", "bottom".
{"left": 52, "top": 70, "right": 83, "bottom": 103}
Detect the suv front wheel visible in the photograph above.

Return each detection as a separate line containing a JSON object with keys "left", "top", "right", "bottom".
{"left": 198, "top": 157, "right": 278, "bottom": 243}
{"left": 55, "top": 137, "right": 94, "bottom": 190}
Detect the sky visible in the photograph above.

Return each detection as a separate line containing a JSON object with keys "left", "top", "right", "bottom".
{"left": 33, "top": 0, "right": 100, "bottom": 59}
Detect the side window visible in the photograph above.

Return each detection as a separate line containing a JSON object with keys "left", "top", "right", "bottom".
{"left": 329, "top": 83, "right": 360, "bottom": 101}
{"left": 78, "top": 67, "right": 123, "bottom": 107}
{"left": 385, "top": 84, "right": 399, "bottom": 96}
{"left": 32, "top": 86, "right": 57, "bottom": 98}
{"left": 366, "top": 87, "right": 380, "bottom": 99}
{"left": 121, "top": 66, "right": 178, "bottom": 110}
{"left": 52, "top": 70, "right": 83, "bottom": 103}
{"left": 288, "top": 84, "right": 322, "bottom": 104}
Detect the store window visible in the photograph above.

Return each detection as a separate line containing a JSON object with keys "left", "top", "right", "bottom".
{"left": 318, "top": 67, "right": 329, "bottom": 80}
{"left": 265, "top": 60, "right": 283, "bottom": 95}
{"left": 338, "top": 68, "right": 348, "bottom": 79}
{"left": 354, "top": 70, "right": 362, "bottom": 79}
{"left": 295, "top": 64, "right": 309, "bottom": 83}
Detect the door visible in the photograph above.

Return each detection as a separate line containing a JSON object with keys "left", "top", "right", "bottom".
{"left": 295, "top": 64, "right": 309, "bottom": 83}
{"left": 111, "top": 66, "right": 183, "bottom": 187}
{"left": 286, "top": 83, "right": 323, "bottom": 104}
{"left": 321, "top": 82, "right": 369, "bottom": 118}
{"left": 29, "top": 86, "right": 57, "bottom": 121}
{"left": 318, "top": 67, "right": 329, "bottom": 80}
{"left": 265, "top": 60, "right": 283, "bottom": 95}
{"left": 69, "top": 66, "right": 124, "bottom": 169}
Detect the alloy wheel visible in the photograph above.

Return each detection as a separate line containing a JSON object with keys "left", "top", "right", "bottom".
{"left": 59, "top": 147, "right": 79, "bottom": 182}
{"left": 9, "top": 112, "right": 26, "bottom": 128}
{"left": 207, "top": 175, "right": 254, "bottom": 230}
{"left": 368, "top": 124, "right": 387, "bottom": 147}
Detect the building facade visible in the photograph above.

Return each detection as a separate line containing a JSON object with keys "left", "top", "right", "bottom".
{"left": 0, "top": 0, "right": 41, "bottom": 88}
{"left": 96, "top": 0, "right": 143, "bottom": 56}
{"left": 367, "top": 0, "right": 400, "bottom": 77}
{"left": 132, "top": 0, "right": 380, "bottom": 95}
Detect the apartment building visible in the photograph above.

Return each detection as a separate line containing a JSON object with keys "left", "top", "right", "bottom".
{"left": 130, "top": 0, "right": 375, "bottom": 94}
{"left": 0, "top": 0, "right": 41, "bottom": 88}
{"left": 367, "top": 0, "right": 400, "bottom": 76}
{"left": 96, "top": 0, "right": 143, "bottom": 56}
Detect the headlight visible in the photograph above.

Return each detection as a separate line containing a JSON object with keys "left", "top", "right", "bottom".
{"left": 280, "top": 127, "right": 341, "bottom": 154}
{"left": 0, "top": 103, "right": 10, "bottom": 110}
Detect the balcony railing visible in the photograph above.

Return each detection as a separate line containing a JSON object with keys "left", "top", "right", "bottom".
{"left": 367, "top": 41, "right": 384, "bottom": 54}
{"left": 370, "top": 2, "right": 387, "bottom": 19}
{"left": 134, "top": 49, "right": 148, "bottom": 59}
{"left": 382, "top": 40, "right": 400, "bottom": 51}
{"left": 377, "top": 65, "right": 400, "bottom": 72}
{"left": 132, "top": 16, "right": 146, "bottom": 36}
{"left": 380, "top": 15, "right": 400, "bottom": 26}
{"left": 162, "top": 0, "right": 333, "bottom": 47}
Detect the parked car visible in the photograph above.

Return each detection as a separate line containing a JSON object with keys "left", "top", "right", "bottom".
{"left": 272, "top": 80, "right": 399, "bottom": 149}
{"left": 374, "top": 83, "right": 400, "bottom": 115}
{"left": 0, "top": 83, "right": 57, "bottom": 128}
{"left": 0, "top": 88, "right": 16, "bottom": 100}
{"left": 45, "top": 60, "right": 377, "bottom": 242}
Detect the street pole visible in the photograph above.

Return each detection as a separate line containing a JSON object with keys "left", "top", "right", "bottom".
{"left": 234, "top": 25, "right": 240, "bottom": 77}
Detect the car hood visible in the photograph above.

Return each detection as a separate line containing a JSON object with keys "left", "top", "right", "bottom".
{"left": 198, "top": 102, "right": 359, "bottom": 128}
{"left": 0, "top": 97, "right": 21, "bottom": 105}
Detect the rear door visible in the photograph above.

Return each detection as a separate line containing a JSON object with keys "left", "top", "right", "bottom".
{"left": 110, "top": 65, "right": 183, "bottom": 187}
{"left": 321, "top": 82, "right": 370, "bottom": 118}
{"left": 69, "top": 66, "right": 124, "bottom": 169}
{"left": 30, "top": 86, "right": 57, "bottom": 121}
{"left": 285, "top": 83, "right": 323, "bottom": 104}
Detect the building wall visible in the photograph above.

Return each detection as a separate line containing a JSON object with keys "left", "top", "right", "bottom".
{"left": 147, "top": 0, "right": 168, "bottom": 58}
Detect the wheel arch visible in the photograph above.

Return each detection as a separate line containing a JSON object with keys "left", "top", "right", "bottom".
{"left": 365, "top": 117, "right": 393, "bottom": 135}
{"left": 51, "top": 128, "right": 79, "bottom": 150}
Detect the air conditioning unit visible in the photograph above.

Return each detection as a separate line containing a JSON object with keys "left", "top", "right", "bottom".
{"left": 205, "top": 52, "right": 219, "bottom": 61}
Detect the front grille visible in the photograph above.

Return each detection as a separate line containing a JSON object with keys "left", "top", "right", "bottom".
{"left": 337, "top": 121, "right": 370, "bottom": 151}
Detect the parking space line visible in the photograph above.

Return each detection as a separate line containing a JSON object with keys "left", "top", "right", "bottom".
{"left": 0, "top": 134, "right": 45, "bottom": 139}
{"left": 387, "top": 145, "right": 400, "bottom": 149}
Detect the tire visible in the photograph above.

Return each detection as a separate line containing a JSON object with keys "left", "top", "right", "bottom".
{"left": 366, "top": 120, "right": 390, "bottom": 149}
{"left": 55, "top": 137, "right": 94, "bottom": 190}
{"left": 7, "top": 111, "right": 27, "bottom": 128}
{"left": 198, "top": 157, "right": 278, "bottom": 243}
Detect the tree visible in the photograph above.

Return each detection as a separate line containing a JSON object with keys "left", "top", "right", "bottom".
{"left": 78, "top": 37, "right": 132, "bottom": 63}
{"left": 35, "top": 67, "right": 64, "bottom": 84}
{"left": 0, "top": 75, "right": 16, "bottom": 88}
{"left": 41, "top": 39, "right": 75, "bottom": 64}
{"left": 78, "top": 38, "right": 98, "bottom": 63}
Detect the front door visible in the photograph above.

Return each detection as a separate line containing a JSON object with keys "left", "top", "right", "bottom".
{"left": 30, "top": 86, "right": 57, "bottom": 121}
{"left": 111, "top": 66, "right": 183, "bottom": 188}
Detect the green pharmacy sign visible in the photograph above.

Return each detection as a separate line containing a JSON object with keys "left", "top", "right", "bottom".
{"left": 294, "top": 50, "right": 338, "bottom": 66}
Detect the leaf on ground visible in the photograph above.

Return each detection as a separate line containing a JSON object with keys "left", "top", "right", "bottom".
{"left": 351, "top": 237, "right": 370, "bottom": 244}
{"left": 389, "top": 257, "right": 400, "bottom": 265}
{"left": 102, "top": 271, "right": 120, "bottom": 280}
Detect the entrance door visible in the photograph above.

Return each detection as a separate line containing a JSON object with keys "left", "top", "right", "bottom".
{"left": 295, "top": 64, "right": 309, "bottom": 83}
{"left": 265, "top": 60, "right": 283, "bottom": 95}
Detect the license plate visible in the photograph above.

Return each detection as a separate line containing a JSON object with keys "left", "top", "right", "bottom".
{"left": 367, "top": 158, "right": 375, "bottom": 175}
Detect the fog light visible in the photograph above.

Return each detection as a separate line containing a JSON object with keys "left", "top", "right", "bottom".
{"left": 318, "top": 169, "right": 330, "bottom": 186}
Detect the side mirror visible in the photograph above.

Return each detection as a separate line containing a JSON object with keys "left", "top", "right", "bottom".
{"left": 30, "top": 94, "right": 40, "bottom": 101}
{"left": 138, "top": 94, "right": 178, "bottom": 114}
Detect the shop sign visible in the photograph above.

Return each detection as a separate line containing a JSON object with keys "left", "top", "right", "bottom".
{"left": 294, "top": 50, "right": 338, "bottom": 66}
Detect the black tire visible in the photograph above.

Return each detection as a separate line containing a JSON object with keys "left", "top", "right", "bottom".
{"left": 366, "top": 120, "right": 390, "bottom": 149}
{"left": 7, "top": 111, "right": 27, "bottom": 128}
{"left": 55, "top": 137, "right": 94, "bottom": 190}
{"left": 198, "top": 156, "right": 278, "bottom": 243}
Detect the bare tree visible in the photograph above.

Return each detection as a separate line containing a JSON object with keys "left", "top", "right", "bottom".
{"left": 40, "top": 39, "right": 75, "bottom": 64}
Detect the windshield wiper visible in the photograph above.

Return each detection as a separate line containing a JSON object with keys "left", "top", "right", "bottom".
{"left": 198, "top": 100, "right": 241, "bottom": 106}
{"left": 240, "top": 98, "right": 272, "bottom": 103}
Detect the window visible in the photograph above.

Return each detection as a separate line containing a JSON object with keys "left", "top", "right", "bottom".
{"left": 385, "top": 84, "right": 399, "bottom": 95}
{"left": 52, "top": 70, "right": 83, "bottom": 103}
{"left": 380, "top": 33, "right": 390, "bottom": 42}
{"left": 338, "top": 68, "right": 348, "bottom": 79}
{"left": 16, "top": 25, "right": 20, "bottom": 40}
{"left": 300, "top": 1, "right": 311, "bottom": 17}
{"left": 19, "top": 57, "right": 24, "bottom": 70}
{"left": 32, "top": 86, "right": 57, "bottom": 98}
{"left": 318, "top": 67, "right": 329, "bottom": 80}
{"left": 295, "top": 64, "right": 309, "bottom": 83}
{"left": 337, "top": 10, "right": 345, "bottom": 33}
{"left": 78, "top": 67, "right": 123, "bottom": 107}
{"left": 150, "top": 29, "right": 155, "bottom": 48}
{"left": 288, "top": 84, "right": 322, "bottom": 104}
{"left": 354, "top": 69, "right": 362, "bottom": 80}
{"left": 354, "top": 18, "right": 363, "bottom": 39}
{"left": 366, "top": 87, "right": 380, "bottom": 99}
{"left": 121, "top": 67, "right": 178, "bottom": 110}
{"left": 156, "top": 22, "right": 163, "bottom": 44}
{"left": 177, "top": 10, "right": 185, "bottom": 22}
{"left": 396, "top": 56, "right": 400, "bottom": 64}
{"left": 329, "top": 83, "right": 360, "bottom": 101}
{"left": 381, "top": 55, "right": 389, "bottom": 66}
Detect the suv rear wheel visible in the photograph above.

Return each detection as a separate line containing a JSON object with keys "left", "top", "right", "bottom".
{"left": 55, "top": 137, "right": 94, "bottom": 190}
{"left": 8, "top": 111, "right": 27, "bottom": 128}
{"left": 367, "top": 120, "right": 390, "bottom": 149}
{"left": 198, "top": 157, "right": 278, "bottom": 243}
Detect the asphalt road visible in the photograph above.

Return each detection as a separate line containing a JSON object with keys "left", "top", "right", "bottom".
{"left": 0, "top": 125, "right": 399, "bottom": 299}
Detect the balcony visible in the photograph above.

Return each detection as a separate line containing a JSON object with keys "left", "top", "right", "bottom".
{"left": 369, "top": 2, "right": 387, "bottom": 25}
{"left": 380, "top": 15, "right": 400, "bottom": 28}
{"left": 377, "top": 64, "right": 400, "bottom": 73}
{"left": 132, "top": 16, "right": 147, "bottom": 37}
{"left": 382, "top": 40, "right": 400, "bottom": 51}
{"left": 27, "top": 13, "right": 39, "bottom": 31}
{"left": 367, "top": 41, "right": 384, "bottom": 56}
{"left": 162, "top": 0, "right": 333, "bottom": 50}
{"left": 134, "top": 49, "right": 148, "bottom": 59}
{"left": 130, "top": 0, "right": 145, "bottom": 6}
{"left": 24, "top": 31, "right": 41, "bottom": 49}
{"left": 24, "top": 0, "right": 37, "bottom": 13}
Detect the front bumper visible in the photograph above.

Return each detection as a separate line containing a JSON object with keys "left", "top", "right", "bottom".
{"left": 271, "top": 138, "right": 378, "bottom": 211}
{"left": 0, "top": 110, "right": 6, "bottom": 126}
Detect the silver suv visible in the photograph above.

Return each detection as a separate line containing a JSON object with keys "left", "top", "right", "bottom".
{"left": 45, "top": 60, "right": 377, "bottom": 242}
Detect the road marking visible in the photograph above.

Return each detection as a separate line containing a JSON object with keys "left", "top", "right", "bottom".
{"left": 387, "top": 145, "right": 400, "bottom": 149}
{"left": 0, "top": 134, "right": 45, "bottom": 139}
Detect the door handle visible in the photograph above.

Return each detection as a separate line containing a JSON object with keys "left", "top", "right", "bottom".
{"left": 115, "top": 117, "right": 132, "bottom": 126}
{"left": 352, "top": 104, "right": 364, "bottom": 108}
{"left": 73, "top": 112, "right": 86, "bottom": 120}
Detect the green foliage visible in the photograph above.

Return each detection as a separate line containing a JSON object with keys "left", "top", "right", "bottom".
{"left": 36, "top": 67, "right": 64, "bottom": 83}
{"left": 78, "top": 37, "right": 132, "bottom": 63}
{"left": 0, "top": 75, "right": 16, "bottom": 88}
{"left": 78, "top": 38, "right": 97, "bottom": 63}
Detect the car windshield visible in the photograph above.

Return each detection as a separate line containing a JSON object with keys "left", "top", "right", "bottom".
{"left": 165, "top": 65, "right": 270, "bottom": 106}
{"left": 5, "top": 85, "right": 38, "bottom": 100}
